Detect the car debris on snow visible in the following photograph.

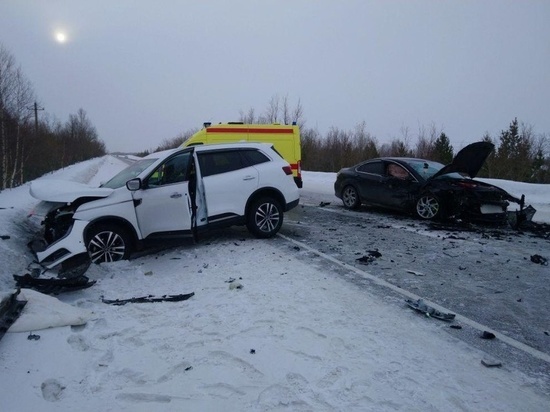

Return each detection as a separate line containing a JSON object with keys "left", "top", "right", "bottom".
{"left": 356, "top": 250, "right": 382, "bottom": 265}
{"left": 102, "top": 292, "right": 195, "bottom": 306}
{"left": 481, "top": 358, "right": 503, "bottom": 368}
{"left": 406, "top": 270, "right": 425, "bottom": 276}
{"left": 13, "top": 273, "right": 96, "bottom": 295}
{"left": 530, "top": 254, "right": 548, "bottom": 266}
{"left": 481, "top": 331, "right": 497, "bottom": 340}
{"left": 405, "top": 299, "right": 456, "bottom": 321}
{"left": 0, "top": 289, "right": 28, "bottom": 341}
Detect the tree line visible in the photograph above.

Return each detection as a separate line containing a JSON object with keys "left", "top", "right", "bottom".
{"left": 3, "top": 40, "right": 546, "bottom": 187}
{"left": 0, "top": 44, "right": 106, "bottom": 190}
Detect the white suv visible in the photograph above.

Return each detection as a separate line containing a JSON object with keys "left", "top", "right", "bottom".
{"left": 30, "top": 143, "right": 300, "bottom": 268}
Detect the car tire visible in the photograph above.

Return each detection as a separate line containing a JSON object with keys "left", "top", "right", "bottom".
{"left": 342, "top": 185, "right": 361, "bottom": 210}
{"left": 416, "top": 193, "right": 442, "bottom": 220}
{"left": 246, "top": 197, "right": 283, "bottom": 238}
{"left": 86, "top": 224, "right": 132, "bottom": 263}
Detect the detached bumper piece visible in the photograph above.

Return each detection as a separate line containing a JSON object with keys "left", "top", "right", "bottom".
{"left": 102, "top": 292, "right": 195, "bottom": 306}
{"left": 0, "top": 289, "right": 27, "bottom": 341}
{"left": 13, "top": 274, "right": 96, "bottom": 295}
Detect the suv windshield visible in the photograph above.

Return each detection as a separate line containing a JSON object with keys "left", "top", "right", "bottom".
{"left": 101, "top": 158, "right": 158, "bottom": 189}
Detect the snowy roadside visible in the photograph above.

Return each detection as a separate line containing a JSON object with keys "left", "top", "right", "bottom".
{"left": 0, "top": 156, "right": 549, "bottom": 411}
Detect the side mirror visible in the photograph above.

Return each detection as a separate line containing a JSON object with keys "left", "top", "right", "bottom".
{"left": 126, "top": 178, "right": 142, "bottom": 191}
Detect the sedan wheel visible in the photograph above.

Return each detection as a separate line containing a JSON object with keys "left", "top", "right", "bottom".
{"left": 416, "top": 194, "right": 441, "bottom": 219}
{"left": 342, "top": 185, "right": 360, "bottom": 209}
{"left": 247, "top": 197, "right": 283, "bottom": 238}
{"left": 86, "top": 225, "right": 132, "bottom": 263}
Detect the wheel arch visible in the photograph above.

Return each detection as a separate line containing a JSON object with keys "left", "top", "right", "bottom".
{"left": 84, "top": 216, "right": 139, "bottom": 248}
{"left": 245, "top": 187, "right": 286, "bottom": 216}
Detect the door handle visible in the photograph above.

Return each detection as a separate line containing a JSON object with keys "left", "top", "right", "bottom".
{"left": 170, "top": 193, "right": 183, "bottom": 198}
{"left": 243, "top": 176, "right": 256, "bottom": 181}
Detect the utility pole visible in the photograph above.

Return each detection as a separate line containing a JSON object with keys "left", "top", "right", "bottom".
{"left": 28, "top": 102, "right": 44, "bottom": 137}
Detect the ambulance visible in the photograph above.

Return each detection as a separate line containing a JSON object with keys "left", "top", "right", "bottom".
{"left": 181, "top": 122, "right": 302, "bottom": 188}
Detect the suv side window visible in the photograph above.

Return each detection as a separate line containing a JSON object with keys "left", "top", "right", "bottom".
{"left": 241, "top": 149, "right": 270, "bottom": 166}
{"left": 148, "top": 152, "right": 190, "bottom": 187}
{"left": 198, "top": 150, "right": 246, "bottom": 177}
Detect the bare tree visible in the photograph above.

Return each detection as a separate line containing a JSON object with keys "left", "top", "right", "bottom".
{"left": 0, "top": 45, "right": 17, "bottom": 189}
{"left": 9, "top": 67, "right": 34, "bottom": 186}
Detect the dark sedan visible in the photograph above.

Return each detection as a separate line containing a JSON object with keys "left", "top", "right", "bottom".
{"left": 334, "top": 142, "right": 533, "bottom": 223}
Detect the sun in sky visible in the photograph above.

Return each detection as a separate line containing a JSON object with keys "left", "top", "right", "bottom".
{"left": 54, "top": 31, "right": 67, "bottom": 44}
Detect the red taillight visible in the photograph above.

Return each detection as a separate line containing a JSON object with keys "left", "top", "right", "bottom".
{"left": 282, "top": 166, "right": 292, "bottom": 175}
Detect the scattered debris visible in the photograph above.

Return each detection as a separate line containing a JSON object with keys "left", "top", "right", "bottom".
{"left": 481, "top": 331, "right": 496, "bottom": 340}
{"left": 13, "top": 274, "right": 96, "bottom": 295}
{"left": 530, "top": 254, "right": 548, "bottom": 266}
{"left": 481, "top": 358, "right": 502, "bottom": 368}
{"left": 250, "top": 349, "right": 256, "bottom": 354}
{"left": 450, "top": 325, "right": 462, "bottom": 330}
{"left": 0, "top": 289, "right": 27, "bottom": 341}
{"left": 102, "top": 293, "right": 195, "bottom": 305}
{"left": 356, "top": 250, "right": 382, "bottom": 265}
{"left": 1, "top": 235, "right": 10, "bottom": 240}
{"left": 406, "top": 270, "right": 425, "bottom": 277}
{"left": 27, "top": 333, "right": 40, "bottom": 341}
{"left": 144, "top": 271, "right": 153, "bottom": 276}
{"left": 319, "top": 202, "right": 330, "bottom": 207}
{"left": 229, "top": 282, "right": 243, "bottom": 290}
{"left": 405, "top": 299, "right": 456, "bottom": 321}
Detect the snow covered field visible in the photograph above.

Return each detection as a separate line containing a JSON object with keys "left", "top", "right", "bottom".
{"left": 0, "top": 156, "right": 549, "bottom": 411}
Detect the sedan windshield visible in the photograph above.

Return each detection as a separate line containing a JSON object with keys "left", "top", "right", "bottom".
{"left": 101, "top": 158, "right": 158, "bottom": 189}
{"left": 403, "top": 159, "right": 462, "bottom": 180}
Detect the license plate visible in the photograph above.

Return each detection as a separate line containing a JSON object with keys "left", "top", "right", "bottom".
{"left": 480, "top": 204, "right": 504, "bottom": 214}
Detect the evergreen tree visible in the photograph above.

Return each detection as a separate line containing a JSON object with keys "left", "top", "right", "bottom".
{"left": 432, "top": 132, "right": 453, "bottom": 164}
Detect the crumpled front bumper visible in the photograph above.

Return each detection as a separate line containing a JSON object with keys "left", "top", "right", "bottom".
{"left": 29, "top": 220, "right": 88, "bottom": 269}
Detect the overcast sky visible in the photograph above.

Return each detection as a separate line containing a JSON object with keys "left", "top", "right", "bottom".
{"left": 1, "top": 1, "right": 549, "bottom": 153}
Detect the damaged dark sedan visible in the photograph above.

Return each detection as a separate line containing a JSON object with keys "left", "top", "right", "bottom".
{"left": 334, "top": 141, "right": 535, "bottom": 224}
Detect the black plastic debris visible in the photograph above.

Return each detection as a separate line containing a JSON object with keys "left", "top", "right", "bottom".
{"left": 356, "top": 250, "right": 382, "bottom": 265}
{"left": 319, "top": 202, "right": 330, "bottom": 207}
{"left": 14, "top": 274, "right": 96, "bottom": 295}
{"left": 405, "top": 299, "right": 456, "bottom": 321}
{"left": 481, "top": 358, "right": 502, "bottom": 368}
{"left": 0, "top": 289, "right": 27, "bottom": 341}
{"left": 450, "top": 325, "right": 463, "bottom": 330}
{"left": 481, "top": 331, "right": 496, "bottom": 340}
{"left": 1, "top": 235, "right": 10, "bottom": 240}
{"left": 27, "top": 333, "right": 40, "bottom": 341}
{"left": 530, "top": 254, "right": 548, "bottom": 266}
{"left": 102, "top": 292, "right": 195, "bottom": 306}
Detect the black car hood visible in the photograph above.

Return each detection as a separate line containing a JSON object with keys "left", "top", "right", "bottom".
{"left": 431, "top": 141, "right": 494, "bottom": 179}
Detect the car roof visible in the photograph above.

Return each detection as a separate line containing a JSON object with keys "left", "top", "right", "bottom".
{"left": 192, "top": 142, "right": 273, "bottom": 152}
{"left": 145, "top": 142, "right": 273, "bottom": 159}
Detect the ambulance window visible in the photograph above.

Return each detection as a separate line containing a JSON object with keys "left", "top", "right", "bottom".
{"left": 241, "top": 149, "right": 270, "bottom": 166}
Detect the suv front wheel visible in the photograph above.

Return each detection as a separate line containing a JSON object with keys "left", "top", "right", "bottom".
{"left": 247, "top": 197, "right": 283, "bottom": 238}
{"left": 86, "top": 224, "right": 132, "bottom": 263}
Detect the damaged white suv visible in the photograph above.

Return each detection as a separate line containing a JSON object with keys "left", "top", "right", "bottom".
{"left": 30, "top": 143, "right": 300, "bottom": 269}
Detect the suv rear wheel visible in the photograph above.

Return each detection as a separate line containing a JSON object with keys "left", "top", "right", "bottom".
{"left": 247, "top": 197, "right": 283, "bottom": 238}
{"left": 86, "top": 224, "right": 132, "bottom": 263}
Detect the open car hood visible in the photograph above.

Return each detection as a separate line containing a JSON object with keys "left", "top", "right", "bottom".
{"left": 431, "top": 141, "right": 494, "bottom": 180}
{"left": 30, "top": 179, "right": 114, "bottom": 203}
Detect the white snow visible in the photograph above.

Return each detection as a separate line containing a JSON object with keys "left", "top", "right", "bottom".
{"left": 0, "top": 156, "right": 549, "bottom": 411}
